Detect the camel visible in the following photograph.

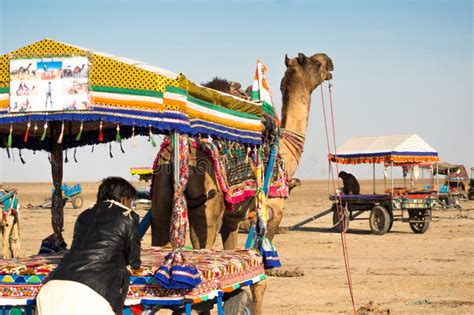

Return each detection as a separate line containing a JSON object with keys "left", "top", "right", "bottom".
{"left": 73, "top": 64, "right": 86, "bottom": 78}
{"left": 151, "top": 52, "right": 333, "bottom": 314}
{"left": 0, "top": 188, "right": 21, "bottom": 259}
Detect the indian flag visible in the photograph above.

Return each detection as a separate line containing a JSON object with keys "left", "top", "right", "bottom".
{"left": 251, "top": 61, "right": 275, "bottom": 116}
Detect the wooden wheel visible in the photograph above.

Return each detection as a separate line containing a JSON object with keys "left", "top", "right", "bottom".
{"left": 369, "top": 206, "right": 390, "bottom": 235}
{"left": 409, "top": 209, "right": 430, "bottom": 234}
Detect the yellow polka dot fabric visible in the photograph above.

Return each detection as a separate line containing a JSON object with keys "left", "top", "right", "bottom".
{"left": 0, "top": 39, "right": 177, "bottom": 92}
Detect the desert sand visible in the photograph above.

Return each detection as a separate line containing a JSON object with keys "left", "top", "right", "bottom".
{"left": 5, "top": 179, "right": 474, "bottom": 314}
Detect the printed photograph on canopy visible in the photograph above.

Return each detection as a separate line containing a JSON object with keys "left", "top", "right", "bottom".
{"left": 9, "top": 57, "right": 90, "bottom": 112}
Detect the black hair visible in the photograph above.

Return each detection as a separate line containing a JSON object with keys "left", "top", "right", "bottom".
{"left": 97, "top": 177, "right": 137, "bottom": 202}
{"left": 338, "top": 171, "right": 347, "bottom": 177}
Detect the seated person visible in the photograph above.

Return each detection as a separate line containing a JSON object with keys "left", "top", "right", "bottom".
{"left": 36, "top": 177, "right": 141, "bottom": 315}
{"left": 338, "top": 171, "right": 360, "bottom": 195}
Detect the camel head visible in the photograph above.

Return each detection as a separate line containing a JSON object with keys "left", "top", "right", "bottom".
{"left": 281, "top": 53, "right": 333, "bottom": 95}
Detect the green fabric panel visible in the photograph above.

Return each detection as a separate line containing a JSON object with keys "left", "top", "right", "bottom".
{"left": 262, "top": 100, "right": 275, "bottom": 116}
{"left": 165, "top": 86, "right": 188, "bottom": 96}
{"left": 188, "top": 95, "right": 261, "bottom": 121}
{"left": 0, "top": 87, "right": 9, "bottom": 94}
{"left": 91, "top": 86, "right": 163, "bottom": 98}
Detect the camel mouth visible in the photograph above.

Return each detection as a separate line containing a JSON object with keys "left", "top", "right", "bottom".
{"left": 325, "top": 72, "right": 333, "bottom": 81}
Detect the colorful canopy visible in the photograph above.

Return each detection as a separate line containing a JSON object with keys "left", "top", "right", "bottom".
{"left": 0, "top": 39, "right": 263, "bottom": 150}
{"left": 328, "top": 134, "right": 439, "bottom": 165}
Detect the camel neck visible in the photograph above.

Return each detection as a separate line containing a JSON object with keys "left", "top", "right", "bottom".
{"left": 280, "top": 91, "right": 311, "bottom": 137}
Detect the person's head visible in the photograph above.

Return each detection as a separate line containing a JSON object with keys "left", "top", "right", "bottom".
{"left": 338, "top": 171, "right": 347, "bottom": 178}
{"left": 97, "top": 177, "right": 136, "bottom": 208}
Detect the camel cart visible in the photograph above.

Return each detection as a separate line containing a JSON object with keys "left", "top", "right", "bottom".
{"left": 290, "top": 134, "right": 440, "bottom": 235}
{"left": 328, "top": 134, "right": 440, "bottom": 235}
{"left": 434, "top": 163, "right": 468, "bottom": 208}
{"left": 0, "top": 39, "right": 268, "bottom": 314}
{"left": 38, "top": 183, "right": 83, "bottom": 209}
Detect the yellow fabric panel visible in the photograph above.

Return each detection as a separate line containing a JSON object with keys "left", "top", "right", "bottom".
{"left": 90, "top": 55, "right": 177, "bottom": 92}
{"left": 92, "top": 97, "right": 164, "bottom": 111}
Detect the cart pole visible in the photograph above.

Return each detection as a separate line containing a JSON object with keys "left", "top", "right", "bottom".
{"left": 372, "top": 162, "right": 376, "bottom": 194}
{"left": 391, "top": 161, "right": 394, "bottom": 194}
{"left": 172, "top": 130, "right": 180, "bottom": 191}
{"left": 436, "top": 163, "right": 439, "bottom": 191}
{"left": 50, "top": 121, "right": 64, "bottom": 241}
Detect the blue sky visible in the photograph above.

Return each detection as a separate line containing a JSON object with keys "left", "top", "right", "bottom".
{"left": 0, "top": 0, "right": 472, "bottom": 182}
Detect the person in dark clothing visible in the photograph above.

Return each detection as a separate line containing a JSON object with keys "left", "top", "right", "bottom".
{"left": 36, "top": 177, "right": 141, "bottom": 315}
{"left": 338, "top": 171, "right": 360, "bottom": 195}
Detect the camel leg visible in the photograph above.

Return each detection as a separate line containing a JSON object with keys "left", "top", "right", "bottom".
{"left": 2, "top": 217, "right": 13, "bottom": 259}
{"left": 151, "top": 164, "right": 174, "bottom": 247}
{"left": 9, "top": 215, "right": 20, "bottom": 258}
{"left": 265, "top": 200, "right": 284, "bottom": 241}
{"left": 220, "top": 198, "right": 253, "bottom": 250}
{"left": 250, "top": 279, "right": 267, "bottom": 315}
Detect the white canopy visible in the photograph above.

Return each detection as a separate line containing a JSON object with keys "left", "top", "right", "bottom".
{"left": 328, "top": 134, "right": 439, "bottom": 165}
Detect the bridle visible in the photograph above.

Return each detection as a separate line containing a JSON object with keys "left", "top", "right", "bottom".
{"left": 279, "top": 128, "right": 305, "bottom": 161}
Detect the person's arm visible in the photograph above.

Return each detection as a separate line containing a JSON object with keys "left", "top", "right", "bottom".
{"left": 126, "top": 213, "right": 141, "bottom": 269}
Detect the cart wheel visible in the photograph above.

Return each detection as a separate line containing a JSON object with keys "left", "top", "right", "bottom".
{"left": 332, "top": 205, "right": 349, "bottom": 233}
{"left": 387, "top": 212, "right": 394, "bottom": 232}
{"left": 409, "top": 210, "right": 430, "bottom": 234}
{"left": 369, "top": 206, "right": 390, "bottom": 235}
{"left": 223, "top": 288, "right": 254, "bottom": 315}
{"left": 72, "top": 196, "right": 83, "bottom": 209}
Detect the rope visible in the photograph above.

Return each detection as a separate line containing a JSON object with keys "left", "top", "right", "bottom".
{"left": 320, "top": 83, "right": 358, "bottom": 314}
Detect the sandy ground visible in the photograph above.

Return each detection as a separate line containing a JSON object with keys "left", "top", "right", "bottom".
{"left": 4, "top": 180, "right": 474, "bottom": 314}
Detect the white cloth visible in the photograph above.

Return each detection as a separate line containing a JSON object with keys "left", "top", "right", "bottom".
{"left": 36, "top": 280, "right": 115, "bottom": 315}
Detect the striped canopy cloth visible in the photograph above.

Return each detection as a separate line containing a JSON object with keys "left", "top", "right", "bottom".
{"left": 0, "top": 39, "right": 263, "bottom": 150}
{"left": 328, "top": 134, "right": 439, "bottom": 165}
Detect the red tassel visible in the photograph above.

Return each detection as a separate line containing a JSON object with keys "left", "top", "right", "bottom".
{"left": 24, "top": 122, "right": 31, "bottom": 142}
{"left": 98, "top": 121, "right": 104, "bottom": 142}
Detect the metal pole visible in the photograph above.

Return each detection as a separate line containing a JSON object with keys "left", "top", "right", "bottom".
{"left": 373, "top": 162, "right": 376, "bottom": 194}
{"left": 172, "top": 130, "right": 180, "bottom": 191}
{"left": 436, "top": 163, "right": 439, "bottom": 191}
{"left": 391, "top": 161, "right": 394, "bottom": 195}
{"left": 328, "top": 160, "right": 331, "bottom": 196}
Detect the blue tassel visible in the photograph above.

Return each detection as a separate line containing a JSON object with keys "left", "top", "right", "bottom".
{"left": 154, "top": 251, "right": 202, "bottom": 289}
{"left": 259, "top": 237, "right": 282, "bottom": 269}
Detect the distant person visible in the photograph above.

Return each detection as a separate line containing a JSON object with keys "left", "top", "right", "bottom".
{"left": 36, "top": 177, "right": 141, "bottom": 315}
{"left": 338, "top": 171, "right": 360, "bottom": 195}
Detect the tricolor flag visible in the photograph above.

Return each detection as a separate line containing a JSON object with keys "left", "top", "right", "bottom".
{"left": 251, "top": 61, "right": 275, "bottom": 116}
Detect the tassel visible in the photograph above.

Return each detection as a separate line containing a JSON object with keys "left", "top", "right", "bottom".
{"left": 131, "top": 125, "right": 136, "bottom": 147}
{"left": 19, "top": 149, "right": 25, "bottom": 164}
{"left": 57, "top": 121, "right": 65, "bottom": 144}
{"left": 120, "top": 142, "right": 125, "bottom": 153}
{"left": 149, "top": 126, "right": 157, "bottom": 147}
{"left": 6, "top": 147, "right": 10, "bottom": 159}
{"left": 48, "top": 153, "right": 52, "bottom": 164}
{"left": 41, "top": 122, "right": 48, "bottom": 141}
{"left": 245, "top": 147, "right": 251, "bottom": 164}
{"left": 33, "top": 122, "right": 38, "bottom": 136}
{"left": 75, "top": 121, "right": 83, "bottom": 141}
{"left": 109, "top": 143, "right": 113, "bottom": 158}
{"left": 91, "top": 145, "right": 94, "bottom": 153}
{"left": 115, "top": 124, "right": 122, "bottom": 143}
{"left": 65, "top": 150, "right": 69, "bottom": 163}
{"left": 74, "top": 148, "right": 78, "bottom": 163}
{"left": 98, "top": 121, "right": 104, "bottom": 142}
{"left": 24, "top": 121, "right": 31, "bottom": 143}
{"left": 7, "top": 124, "right": 12, "bottom": 148}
